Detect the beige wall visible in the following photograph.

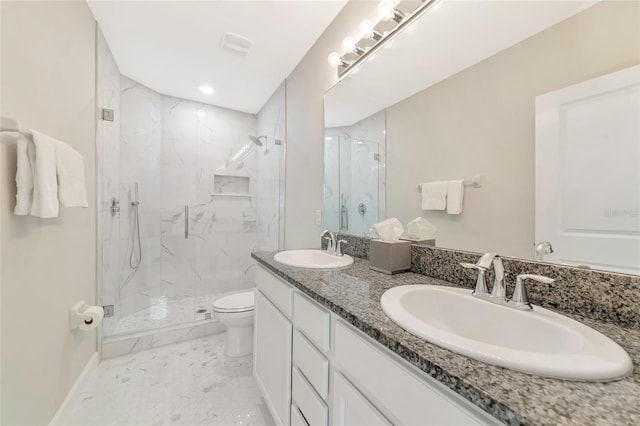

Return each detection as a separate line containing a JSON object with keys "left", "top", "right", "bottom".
{"left": 0, "top": 2, "right": 97, "bottom": 424}
{"left": 285, "top": 0, "right": 378, "bottom": 249}
{"left": 386, "top": 1, "right": 640, "bottom": 258}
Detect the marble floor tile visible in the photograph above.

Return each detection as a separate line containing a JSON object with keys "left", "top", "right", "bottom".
{"left": 64, "top": 334, "right": 273, "bottom": 426}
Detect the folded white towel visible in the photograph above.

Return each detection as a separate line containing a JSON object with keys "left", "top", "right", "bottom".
{"left": 30, "top": 130, "right": 59, "bottom": 218}
{"left": 55, "top": 139, "right": 88, "bottom": 208}
{"left": 446, "top": 180, "right": 464, "bottom": 215}
{"left": 14, "top": 133, "right": 35, "bottom": 215}
{"left": 421, "top": 181, "right": 448, "bottom": 210}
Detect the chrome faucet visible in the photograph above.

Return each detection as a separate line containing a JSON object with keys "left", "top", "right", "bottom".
{"left": 321, "top": 230, "right": 347, "bottom": 256}
{"left": 461, "top": 252, "right": 554, "bottom": 311}
{"left": 533, "top": 241, "right": 554, "bottom": 261}
{"left": 461, "top": 252, "right": 505, "bottom": 302}
{"left": 321, "top": 230, "right": 337, "bottom": 254}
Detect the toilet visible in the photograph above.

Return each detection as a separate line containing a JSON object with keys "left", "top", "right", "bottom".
{"left": 212, "top": 290, "right": 255, "bottom": 357}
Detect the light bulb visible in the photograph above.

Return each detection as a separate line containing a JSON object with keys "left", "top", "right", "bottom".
{"left": 327, "top": 52, "right": 342, "bottom": 67}
{"left": 377, "top": 0, "right": 395, "bottom": 21}
{"left": 342, "top": 37, "right": 356, "bottom": 54}
{"left": 358, "top": 20, "right": 374, "bottom": 38}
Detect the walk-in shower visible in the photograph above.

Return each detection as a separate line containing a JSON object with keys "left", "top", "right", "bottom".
{"left": 97, "top": 35, "right": 285, "bottom": 356}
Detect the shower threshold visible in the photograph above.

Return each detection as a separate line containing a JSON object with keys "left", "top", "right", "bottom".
{"left": 106, "top": 294, "right": 219, "bottom": 336}
{"left": 101, "top": 295, "right": 225, "bottom": 359}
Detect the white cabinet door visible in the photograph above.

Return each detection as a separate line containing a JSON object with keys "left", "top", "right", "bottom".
{"left": 536, "top": 64, "right": 640, "bottom": 274}
{"left": 254, "top": 290, "right": 292, "bottom": 426}
{"left": 332, "top": 372, "right": 391, "bottom": 426}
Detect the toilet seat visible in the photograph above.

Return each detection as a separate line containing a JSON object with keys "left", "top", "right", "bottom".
{"left": 212, "top": 290, "right": 255, "bottom": 313}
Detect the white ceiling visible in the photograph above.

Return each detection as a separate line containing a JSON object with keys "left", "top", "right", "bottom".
{"left": 325, "top": 0, "right": 600, "bottom": 127}
{"left": 88, "top": 0, "right": 348, "bottom": 114}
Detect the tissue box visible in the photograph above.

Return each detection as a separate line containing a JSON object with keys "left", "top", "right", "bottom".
{"left": 369, "top": 240, "right": 411, "bottom": 275}
{"left": 401, "top": 237, "right": 436, "bottom": 247}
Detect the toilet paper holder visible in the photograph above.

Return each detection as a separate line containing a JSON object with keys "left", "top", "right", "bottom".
{"left": 69, "top": 301, "right": 104, "bottom": 331}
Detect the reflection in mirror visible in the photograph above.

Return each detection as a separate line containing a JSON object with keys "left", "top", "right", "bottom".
{"left": 324, "top": 110, "right": 386, "bottom": 236}
{"left": 323, "top": 0, "right": 640, "bottom": 275}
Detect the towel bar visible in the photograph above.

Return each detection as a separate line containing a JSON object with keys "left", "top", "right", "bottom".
{"left": 417, "top": 175, "right": 482, "bottom": 191}
{"left": 0, "top": 116, "right": 29, "bottom": 144}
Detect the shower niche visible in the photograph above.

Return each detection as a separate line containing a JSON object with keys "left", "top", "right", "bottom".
{"left": 212, "top": 171, "right": 252, "bottom": 197}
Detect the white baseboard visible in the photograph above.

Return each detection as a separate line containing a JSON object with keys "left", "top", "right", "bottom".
{"left": 48, "top": 352, "right": 99, "bottom": 426}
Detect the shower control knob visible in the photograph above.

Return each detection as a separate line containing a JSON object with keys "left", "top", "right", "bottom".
{"left": 110, "top": 197, "right": 120, "bottom": 217}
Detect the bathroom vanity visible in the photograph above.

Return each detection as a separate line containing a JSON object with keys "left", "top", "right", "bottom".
{"left": 252, "top": 252, "right": 640, "bottom": 426}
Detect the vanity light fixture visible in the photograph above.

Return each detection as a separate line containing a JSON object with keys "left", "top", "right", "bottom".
{"left": 359, "top": 20, "right": 384, "bottom": 41}
{"left": 377, "top": 0, "right": 405, "bottom": 23}
{"left": 199, "top": 85, "right": 215, "bottom": 95}
{"left": 328, "top": 0, "right": 441, "bottom": 78}
{"left": 328, "top": 52, "right": 351, "bottom": 68}
{"left": 342, "top": 37, "right": 366, "bottom": 56}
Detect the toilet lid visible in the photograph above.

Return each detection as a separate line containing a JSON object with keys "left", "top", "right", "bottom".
{"left": 212, "top": 290, "right": 255, "bottom": 313}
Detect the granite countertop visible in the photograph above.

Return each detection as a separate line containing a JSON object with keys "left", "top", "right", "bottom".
{"left": 252, "top": 252, "right": 640, "bottom": 426}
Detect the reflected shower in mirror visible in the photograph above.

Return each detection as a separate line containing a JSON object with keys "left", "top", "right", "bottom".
{"left": 323, "top": 0, "right": 640, "bottom": 275}
{"left": 324, "top": 110, "right": 385, "bottom": 236}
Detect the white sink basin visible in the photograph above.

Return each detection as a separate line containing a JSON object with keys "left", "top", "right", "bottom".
{"left": 274, "top": 249, "right": 354, "bottom": 269}
{"left": 381, "top": 285, "right": 633, "bottom": 381}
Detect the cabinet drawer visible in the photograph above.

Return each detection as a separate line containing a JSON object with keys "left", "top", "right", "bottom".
{"left": 293, "top": 330, "right": 329, "bottom": 398}
{"left": 292, "top": 367, "right": 328, "bottom": 426}
{"left": 291, "top": 404, "right": 309, "bottom": 426}
{"left": 293, "top": 292, "right": 330, "bottom": 351}
{"left": 333, "top": 319, "right": 496, "bottom": 426}
{"left": 256, "top": 266, "right": 292, "bottom": 317}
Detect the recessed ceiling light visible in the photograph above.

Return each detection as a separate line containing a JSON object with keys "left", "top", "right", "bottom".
{"left": 196, "top": 111, "right": 206, "bottom": 117}
{"left": 199, "top": 85, "right": 215, "bottom": 95}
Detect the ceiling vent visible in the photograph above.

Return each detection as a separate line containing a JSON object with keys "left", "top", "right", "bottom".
{"left": 220, "top": 32, "right": 252, "bottom": 56}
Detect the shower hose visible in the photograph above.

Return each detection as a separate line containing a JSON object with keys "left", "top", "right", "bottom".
{"left": 129, "top": 200, "right": 142, "bottom": 269}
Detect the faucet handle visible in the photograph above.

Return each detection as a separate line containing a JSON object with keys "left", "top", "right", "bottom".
{"left": 460, "top": 262, "right": 489, "bottom": 296}
{"left": 336, "top": 240, "right": 348, "bottom": 256}
{"left": 324, "top": 236, "right": 335, "bottom": 252}
{"left": 512, "top": 274, "right": 555, "bottom": 310}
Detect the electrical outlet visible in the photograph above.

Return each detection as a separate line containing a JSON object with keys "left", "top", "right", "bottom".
{"left": 315, "top": 209, "right": 322, "bottom": 226}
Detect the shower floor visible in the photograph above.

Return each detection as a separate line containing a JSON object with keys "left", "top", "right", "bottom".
{"left": 107, "top": 294, "right": 219, "bottom": 337}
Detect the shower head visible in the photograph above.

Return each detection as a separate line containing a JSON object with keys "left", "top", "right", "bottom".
{"left": 249, "top": 135, "right": 266, "bottom": 146}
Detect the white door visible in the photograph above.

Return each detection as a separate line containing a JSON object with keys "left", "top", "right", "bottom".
{"left": 535, "top": 65, "right": 640, "bottom": 274}
{"left": 331, "top": 372, "right": 391, "bottom": 426}
{"left": 254, "top": 290, "right": 292, "bottom": 426}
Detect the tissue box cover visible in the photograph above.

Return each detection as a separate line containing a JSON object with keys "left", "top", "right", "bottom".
{"left": 401, "top": 237, "right": 436, "bottom": 247}
{"left": 370, "top": 240, "right": 411, "bottom": 275}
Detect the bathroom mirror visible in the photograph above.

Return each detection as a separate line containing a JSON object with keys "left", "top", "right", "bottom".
{"left": 323, "top": 0, "right": 640, "bottom": 275}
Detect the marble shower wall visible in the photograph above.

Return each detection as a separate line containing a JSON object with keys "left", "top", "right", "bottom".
{"left": 97, "top": 29, "right": 122, "bottom": 336}
{"left": 324, "top": 110, "right": 386, "bottom": 236}
{"left": 160, "top": 95, "right": 258, "bottom": 300}
{"left": 118, "top": 76, "right": 163, "bottom": 321}
{"left": 255, "top": 82, "right": 285, "bottom": 251}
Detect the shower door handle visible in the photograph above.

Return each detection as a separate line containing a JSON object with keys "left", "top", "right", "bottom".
{"left": 184, "top": 205, "right": 189, "bottom": 239}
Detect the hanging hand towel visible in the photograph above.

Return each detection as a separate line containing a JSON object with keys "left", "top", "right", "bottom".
{"left": 446, "top": 180, "right": 464, "bottom": 214}
{"left": 30, "top": 130, "right": 59, "bottom": 218}
{"left": 55, "top": 139, "right": 88, "bottom": 208}
{"left": 14, "top": 133, "right": 35, "bottom": 215}
{"left": 421, "top": 181, "right": 448, "bottom": 210}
